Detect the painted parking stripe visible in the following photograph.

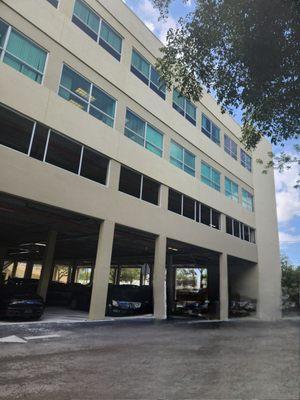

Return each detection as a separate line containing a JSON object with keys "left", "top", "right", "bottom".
{"left": 24, "top": 334, "right": 61, "bottom": 340}
{"left": 0, "top": 335, "right": 27, "bottom": 343}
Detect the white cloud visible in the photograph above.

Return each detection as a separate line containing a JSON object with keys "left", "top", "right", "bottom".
{"left": 130, "top": 0, "right": 177, "bottom": 43}
{"left": 278, "top": 231, "right": 300, "bottom": 244}
{"left": 275, "top": 160, "right": 300, "bottom": 224}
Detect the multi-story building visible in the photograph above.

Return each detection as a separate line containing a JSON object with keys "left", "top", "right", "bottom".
{"left": 0, "top": 0, "right": 281, "bottom": 320}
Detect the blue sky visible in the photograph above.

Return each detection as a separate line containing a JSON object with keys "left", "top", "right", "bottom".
{"left": 125, "top": 0, "right": 300, "bottom": 266}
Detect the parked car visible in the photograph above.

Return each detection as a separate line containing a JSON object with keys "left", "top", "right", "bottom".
{"left": 0, "top": 284, "right": 44, "bottom": 319}
{"left": 70, "top": 283, "right": 153, "bottom": 316}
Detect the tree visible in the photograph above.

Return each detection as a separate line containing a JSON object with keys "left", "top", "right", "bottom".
{"left": 281, "top": 255, "right": 300, "bottom": 309}
{"left": 152, "top": 0, "right": 300, "bottom": 156}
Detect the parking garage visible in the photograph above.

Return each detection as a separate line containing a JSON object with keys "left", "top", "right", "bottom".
{"left": 0, "top": 192, "right": 258, "bottom": 321}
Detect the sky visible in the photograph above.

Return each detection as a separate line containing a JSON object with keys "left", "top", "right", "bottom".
{"left": 125, "top": 0, "right": 300, "bottom": 266}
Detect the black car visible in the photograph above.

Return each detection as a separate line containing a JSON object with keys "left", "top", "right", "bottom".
{"left": 0, "top": 285, "right": 44, "bottom": 319}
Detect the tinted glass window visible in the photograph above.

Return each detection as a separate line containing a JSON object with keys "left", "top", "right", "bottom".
{"left": 119, "top": 166, "right": 141, "bottom": 198}
{"left": 0, "top": 20, "right": 8, "bottom": 51}
{"left": 168, "top": 189, "right": 182, "bottom": 214}
{"left": 30, "top": 123, "right": 49, "bottom": 160}
{"left": 0, "top": 105, "right": 33, "bottom": 154}
{"left": 46, "top": 131, "right": 81, "bottom": 173}
{"left": 100, "top": 21, "right": 122, "bottom": 55}
{"left": 226, "top": 216, "right": 233, "bottom": 234}
{"left": 4, "top": 30, "right": 47, "bottom": 83}
{"left": 211, "top": 210, "right": 220, "bottom": 229}
{"left": 201, "top": 204, "right": 210, "bottom": 226}
{"left": 233, "top": 219, "right": 240, "bottom": 237}
{"left": 142, "top": 176, "right": 160, "bottom": 205}
{"left": 183, "top": 196, "right": 195, "bottom": 220}
{"left": 80, "top": 148, "right": 108, "bottom": 184}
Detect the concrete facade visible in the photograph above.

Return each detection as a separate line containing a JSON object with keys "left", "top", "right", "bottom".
{"left": 0, "top": 0, "right": 281, "bottom": 320}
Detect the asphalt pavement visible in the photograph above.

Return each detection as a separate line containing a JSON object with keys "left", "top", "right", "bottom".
{"left": 0, "top": 318, "right": 299, "bottom": 400}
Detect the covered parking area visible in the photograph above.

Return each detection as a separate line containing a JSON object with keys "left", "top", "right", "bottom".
{"left": 0, "top": 192, "right": 157, "bottom": 320}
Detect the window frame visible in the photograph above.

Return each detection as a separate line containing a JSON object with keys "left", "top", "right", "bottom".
{"left": 172, "top": 88, "right": 197, "bottom": 126}
{"left": 242, "top": 188, "right": 254, "bottom": 212}
{"left": 124, "top": 108, "right": 164, "bottom": 157}
{"left": 0, "top": 20, "right": 48, "bottom": 85}
{"left": 225, "top": 177, "right": 239, "bottom": 203}
{"left": 72, "top": 0, "right": 123, "bottom": 61}
{"left": 58, "top": 63, "right": 117, "bottom": 128}
{"left": 201, "top": 113, "right": 220, "bottom": 145}
{"left": 200, "top": 161, "right": 221, "bottom": 192}
{"left": 119, "top": 165, "right": 160, "bottom": 206}
{"left": 241, "top": 149, "right": 252, "bottom": 172}
{"left": 170, "top": 140, "right": 195, "bottom": 177}
{"left": 131, "top": 48, "right": 166, "bottom": 100}
{"left": 224, "top": 134, "right": 238, "bottom": 160}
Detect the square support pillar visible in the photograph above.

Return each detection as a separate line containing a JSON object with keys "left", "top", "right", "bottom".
{"left": 219, "top": 252, "right": 229, "bottom": 321}
{"left": 0, "top": 246, "right": 8, "bottom": 284}
{"left": 153, "top": 235, "right": 167, "bottom": 320}
{"left": 24, "top": 261, "right": 34, "bottom": 279}
{"left": 37, "top": 230, "right": 57, "bottom": 300}
{"left": 89, "top": 220, "right": 115, "bottom": 320}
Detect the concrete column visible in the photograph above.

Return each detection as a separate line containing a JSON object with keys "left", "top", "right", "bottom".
{"left": 160, "top": 185, "right": 169, "bottom": 211}
{"left": 24, "top": 261, "right": 34, "bottom": 279}
{"left": 69, "top": 261, "right": 77, "bottom": 284}
{"left": 220, "top": 213, "right": 227, "bottom": 233}
{"left": 219, "top": 253, "right": 229, "bottom": 320}
{"left": 89, "top": 220, "right": 115, "bottom": 320}
{"left": 0, "top": 246, "right": 7, "bottom": 284}
{"left": 11, "top": 261, "right": 18, "bottom": 278}
{"left": 37, "top": 230, "right": 57, "bottom": 300}
{"left": 108, "top": 160, "right": 121, "bottom": 191}
{"left": 153, "top": 235, "right": 167, "bottom": 319}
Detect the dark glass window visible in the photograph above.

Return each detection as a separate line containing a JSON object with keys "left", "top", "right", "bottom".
{"left": 30, "top": 123, "right": 49, "bottom": 160}
{"left": 80, "top": 148, "right": 108, "bottom": 184}
{"left": 201, "top": 204, "right": 211, "bottom": 226}
{"left": 142, "top": 176, "right": 160, "bottom": 205}
{"left": 250, "top": 228, "right": 256, "bottom": 243}
{"left": 119, "top": 166, "right": 141, "bottom": 198}
{"left": 244, "top": 225, "right": 250, "bottom": 241}
{"left": 183, "top": 196, "right": 195, "bottom": 220}
{"left": 233, "top": 219, "right": 240, "bottom": 237}
{"left": 168, "top": 189, "right": 182, "bottom": 215}
{"left": 46, "top": 132, "right": 82, "bottom": 173}
{"left": 226, "top": 217, "right": 233, "bottom": 235}
{"left": 0, "top": 105, "right": 33, "bottom": 154}
{"left": 211, "top": 210, "right": 220, "bottom": 229}
{"left": 195, "top": 202, "right": 200, "bottom": 222}
{"left": 47, "top": 0, "right": 59, "bottom": 7}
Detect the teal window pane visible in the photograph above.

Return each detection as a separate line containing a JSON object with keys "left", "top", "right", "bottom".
{"left": 3, "top": 53, "right": 42, "bottom": 83}
{"left": 4, "top": 30, "right": 47, "bottom": 83}
{"left": 201, "top": 162, "right": 210, "bottom": 179}
{"left": 184, "top": 165, "right": 195, "bottom": 176}
{"left": 74, "top": 0, "right": 100, "bottom": 34}
{"left": 173, "top": 89, "right": 185, "bottom": 110}
{"left": 212, "top": 169, "right": 221, "bottom": 191}
{"left": 89, "top": 105, "right": 114, "bottom": 127}
{"left": 58, "top": 87, "right": 88, "bottom": 111}
{"left": 125, "top": 110, "right": 145, "bottom": 139}
{"left": 225, "top": 177, "right": 231, "bottom": 194}
{"left": 212, "top": 123, "right": 220, "bottom": 144}
{"left": 186, "top": 100, "right": 196, "bottom": 120}
{"left": 146, "top": 125, "right": 163, "bottom": 154}
{"left": 0, "top": 20, "right": 8, "bottom": 49}
{"left": 131, "top": 50, "right": 150, "bottom": 78}
{"left": 170, "top": 157, "right": 183, "bottom": 169}
{"left": 60, "top": 65, "right": 90, "bottom": 102}
{"left": 91, "top": 85, "right": 115, "bottom": 119}
{"left": 146, "top": 142, "right": 162, "bottom": 157}
{"left": 184, "top": 150, "right": 195, "bottom": 170}
{"left": 202, "top": 114, "right": 211, "bottom": 133}
{"left": 242, "top": 189, "right": 253, "bottom": 211}
{"left": 100, "top": 21, "right": 122, "bottom": 54}
{"left": 170, "top": 141, "right": 183, "bottom": 162}
{"left": 150, "top": 67, "right": 166, "bottom": 92}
